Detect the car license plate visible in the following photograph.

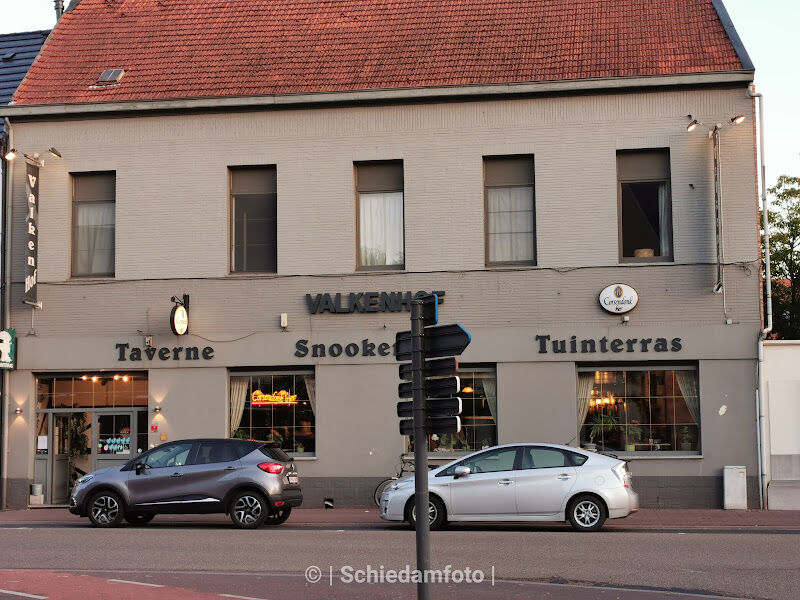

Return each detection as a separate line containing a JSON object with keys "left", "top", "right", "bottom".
{"left": 288, "top": 475, "right": 299, "bottom": 484}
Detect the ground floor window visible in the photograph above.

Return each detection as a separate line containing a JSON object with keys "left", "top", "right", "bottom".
{"left": 578, "top": 365, "right": 699, "bottom": 453}
{"left": 229, "top": 369, "right": 315, "bottom": 456}
{"left": 408, "top": 365, "right": 498, "bottom": 454}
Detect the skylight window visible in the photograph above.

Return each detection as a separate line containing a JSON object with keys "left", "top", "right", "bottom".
{"left": 1, "top": 52, "right": 17, "bottom": 61}
{"left": 95, "top": 69, "right": 125, "bottom": 85}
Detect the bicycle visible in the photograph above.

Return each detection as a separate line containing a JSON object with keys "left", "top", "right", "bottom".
{"left": 374, "top": 457, "right": 416, "bottom": 507}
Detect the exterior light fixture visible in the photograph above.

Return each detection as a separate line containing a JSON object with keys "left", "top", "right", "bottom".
{"left": 81, "top": 375, "right": 88, "bottom": 381}
{"left": 122, "top": 375, "right": 129, "bottom": 382}
{"left": 686, "top": 119, "right": 700, "bottom": 133}
{"left": 14, "top": 407, "right": 23, "bottom": 415}
{"left": 730, "top": 115, "right": 745, "bottom": 125}
{"left": 154, "top": 406, "right": 162, "bottom": 414}
{"left": 170, "top": 294, "right": 189, "bottom": 335}
{"left": 91, "top": 376, "right": 98, "bottom": 383}
{"left": 3, "top": 148, "right": 17, "bottom": 161}
{"left": 113, "top": 375, "right": 120, "bottom": 381}
{"left": 47, "top": 147, "right": 62, "bottom": 158}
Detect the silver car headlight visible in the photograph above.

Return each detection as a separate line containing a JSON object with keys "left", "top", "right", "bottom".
{"left": 76, "top": 474, "right": 94, "bottom": 486}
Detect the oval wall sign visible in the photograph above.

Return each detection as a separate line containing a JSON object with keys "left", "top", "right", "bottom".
{"left": 170, "top": 304, "right": 189, "bottom": 335}
{"left": 599, "top": 283, "right": 639, "bottom": 314}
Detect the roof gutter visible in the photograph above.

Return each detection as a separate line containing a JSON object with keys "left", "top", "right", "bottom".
{"left": 1, "top": 70, "right": 754, "bottom": 120}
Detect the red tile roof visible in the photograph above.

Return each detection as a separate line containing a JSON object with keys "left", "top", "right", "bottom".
{"left": 13, "top": 0, "right": 747, "bottom": 105}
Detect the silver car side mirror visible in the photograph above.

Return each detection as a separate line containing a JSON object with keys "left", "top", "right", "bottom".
{"left": 135, "top": 462, "right": 145, "bottom": 475}
{"left": 454, "top": 466, "right": 471, "bottom": 479}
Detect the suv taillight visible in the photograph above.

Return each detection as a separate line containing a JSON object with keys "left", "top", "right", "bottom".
{"left": 258, "top": 462, "right": 284, "bottom": 474}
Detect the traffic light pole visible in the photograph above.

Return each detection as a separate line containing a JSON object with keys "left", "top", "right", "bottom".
{"left": 411, "top": 299, "right": 431, "bottom": 600}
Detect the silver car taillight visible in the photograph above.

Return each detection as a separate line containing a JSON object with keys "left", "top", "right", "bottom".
{"left": 614, "top": 463, "right": 632, "bottom": 488}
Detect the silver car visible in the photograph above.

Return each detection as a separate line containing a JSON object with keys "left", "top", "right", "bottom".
{"left": 380, "top": 443, "right": 637, "bottom": 532}
{"left": 69, "top": 438, "right": 302, "bottom": 528}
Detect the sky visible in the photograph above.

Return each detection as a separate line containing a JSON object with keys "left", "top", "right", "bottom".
{"left": 0, "top": 0, "right": 797, "bottom": 186}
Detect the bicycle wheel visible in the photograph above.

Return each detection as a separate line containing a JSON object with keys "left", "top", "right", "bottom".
{"left": 374, "top": 478, "right": 397, "bottom": 507}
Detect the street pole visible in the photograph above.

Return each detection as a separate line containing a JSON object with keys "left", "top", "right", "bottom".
{"left": 411, "top": 299, "right": 431, "bottom": 600}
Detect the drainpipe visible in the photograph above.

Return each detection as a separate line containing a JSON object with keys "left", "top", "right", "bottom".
{"left": 750, "top": 83, "right": 771, "bottom": 509}
{"left": 0, "top": 121, "right": 11, "bottom": 509}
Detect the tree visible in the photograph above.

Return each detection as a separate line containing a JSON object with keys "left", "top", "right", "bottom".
{"left": 765, "top": 176, "right": 800, "bottom": 339}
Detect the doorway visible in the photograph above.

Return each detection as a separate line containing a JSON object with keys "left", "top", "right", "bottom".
{"left": 34, "top": 372, "right": 148, "bottom": 506}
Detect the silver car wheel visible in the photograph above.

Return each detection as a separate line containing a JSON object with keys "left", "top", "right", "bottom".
{"left": 91, "top": 495, "right": 119, "bottom": 525}
{"left": 234, "top": 495, "right": 263, "bottom": 525}
{"left": 574, "top": 500, "right": 601, "bottom": 528}
{"left": 411, "top": 501, "right": 437, "bottom": 525}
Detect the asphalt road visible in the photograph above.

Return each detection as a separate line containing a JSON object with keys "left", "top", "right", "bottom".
{"left": 0, "top": 519, "right": 798, "bottom": 600}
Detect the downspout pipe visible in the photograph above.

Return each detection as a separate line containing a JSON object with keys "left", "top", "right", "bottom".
{"left": 750, "top": 83, "right": 771, "bottom": 509}
{"left": 0, "top": 120, "right": 11, "bottom": 509}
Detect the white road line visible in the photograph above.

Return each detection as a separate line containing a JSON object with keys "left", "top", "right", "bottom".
{"left": 219, "top": 595, "right": 267, "bottom": 600}
{"left": 107, "top": 579, "right": 164, "bottom": 588}
{"left": 0, "top": 589, "right": 47, "bottom": 599}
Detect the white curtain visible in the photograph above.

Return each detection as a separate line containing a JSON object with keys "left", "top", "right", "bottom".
{"left": 576, "top": 373, "right": 594, "bottom": 433}
{"left": 487, "top": 186, "right": 534, "bottom": 262}
{"left": 303, "top": 375, "right": 316, "bottom": 416}
{"left": 229, "top": 377, "right": 248, "bottom": 436}
{"left": 658, "top": 183, "right": 671, "bottom": 257}
{"left": 675, "top": 370, "right": 700, "bottom": 425}
{"left": 359, "top": 191, "right": 404, "bottom": 266}
{"left": 75, "top": 202, "right": 115, "bottom": 275}
{"left": 481, "top": 375, "right": 497, "bottom": 423}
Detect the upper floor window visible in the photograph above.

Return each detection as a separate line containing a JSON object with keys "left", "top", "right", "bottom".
{"left": 72, "top": 172, "right": 115, "bottom": 277}
{"left": 618, "top": 150, "right": 672, "bottom": 261}
{"left": 356, "top": 161, "right": 404, "bottom": 269}
{"left": 231, "top": 166, "right": 277, "bottom": 273}
{"left": 484, "top": 156, "right": 536, "bottom": 265}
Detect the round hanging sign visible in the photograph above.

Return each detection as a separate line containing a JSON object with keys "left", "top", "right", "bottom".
{"left": 599, "top": 283, "right": 639, "bottom": 314}
{"left": 170, "top": 304, "right": 189, "bottom": 335}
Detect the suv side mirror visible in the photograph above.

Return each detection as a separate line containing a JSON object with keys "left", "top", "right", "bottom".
{"left": 453, "top": 466, "right": 471, "bottom": 479}
{"left": 135, "top": 462, "right": 145, "bottom": 475}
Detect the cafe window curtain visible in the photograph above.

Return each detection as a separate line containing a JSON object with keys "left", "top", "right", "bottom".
{"left": 73, "top": 172, "right": 116, "bottom": 277}
{"left": 486, "top": 186, "right": 534, "bottom": 263}
{"left": 359, "top": 192, "right": 404, "bottom": 266}
{"left": 229, "top": 376, "right": 249, "bottom": 436}
{"left": 675, "top": 370, "right": 700, "bottom": 425}
{"left": 303, "top": 374, "right": 316, "bottom": 416}
{"left": 482, "top": 375, "right": 497, "bottom": 423}
{"left": 576, "top": 372, "right": 594, "bottom": 430}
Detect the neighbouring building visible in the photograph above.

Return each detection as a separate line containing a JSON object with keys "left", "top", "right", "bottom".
{"left": 1, "top": 0, "right": 766, "bottom": 509}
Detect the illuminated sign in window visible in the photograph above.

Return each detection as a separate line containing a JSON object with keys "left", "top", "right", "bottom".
{"left": 251, "top": 389, "right": 298, "bottom": 406}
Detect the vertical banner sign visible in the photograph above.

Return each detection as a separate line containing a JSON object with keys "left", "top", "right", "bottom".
{"left": 24, "top": 162, "right": 39, "bottom": 305}
{"left": 0, "top": 329, "right": 16, "bottom": 370}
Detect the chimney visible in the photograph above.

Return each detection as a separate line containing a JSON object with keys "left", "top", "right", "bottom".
{"left": 55, "top": 0, "right": 64, "bottom": 21}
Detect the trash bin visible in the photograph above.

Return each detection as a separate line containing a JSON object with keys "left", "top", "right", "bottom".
{"left": 30, "top": 483, "right": 43, "bottom": 496}
{"left": 723, "top": 466, "right": 747, "bottom": 510}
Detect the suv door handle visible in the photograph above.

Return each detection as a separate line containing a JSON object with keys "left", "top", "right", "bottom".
{"left": 170, "top": 472, "right": 183, "bottom": 478}
{"left": 498, "top": 479, "right": 513, "bottom": 486}
{"left": 225, "top": 466, "right": 236, "bottom": 471}
{"left": 557, "top": 473, "right": 572, "bottom": 480}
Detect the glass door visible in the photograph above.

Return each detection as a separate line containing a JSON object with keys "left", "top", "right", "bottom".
{"left": 95, "top": 412, "right": 134, "bottom": 470}
{"left": 51, "top": 415, "right": 70, "bottom": 504}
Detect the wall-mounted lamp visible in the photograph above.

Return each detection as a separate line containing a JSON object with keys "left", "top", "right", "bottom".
{"left": 14, "top": 407, "right": 23, "bottom": 415}
{"left": 280, "top": 313, "right": 288, "bottom": 329}
{"left": 3, "top": 148, "right": 64, "bottom": 165}
{"left": 686, "top": 118, "right": 700, "bottom": 133}
{"left": 47, "top": 147, "right": 62, "bottom": 158}
{"left": 730, "top": 115, "right": 746, "bottom": 125}
{"left": 3, "top": 148, "right": 17, "bottom": 161}
{"left": 154, "top": 406, "right": 162, "bottom": 414}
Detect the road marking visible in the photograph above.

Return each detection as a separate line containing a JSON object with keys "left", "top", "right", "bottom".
{"left": 0, "top": 590, "right": 47, "bottom": 599}
{"left": 107, "top": 579, "right": 164, "bottom": 588}
{"left": 219, "top": 595, "right": 266, "bottom": 600}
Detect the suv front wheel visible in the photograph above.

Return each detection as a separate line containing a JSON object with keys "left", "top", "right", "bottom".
{"left": 230, "top": 491, "right": 267, "bottom": 529}
{"left": 88, "top": 491, "right": 126, "bottom": 528}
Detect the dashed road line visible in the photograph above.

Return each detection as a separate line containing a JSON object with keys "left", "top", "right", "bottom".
{"left": 219, "top": 594, "right": 267, "bottom": 600}
{"left": 107, "top": 579, "right": 164, "bottom": 587}
{"left": 0, "top": 590, "right": 47, "bottom": 599}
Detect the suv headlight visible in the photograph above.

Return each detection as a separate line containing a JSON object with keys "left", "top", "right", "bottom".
{"left": 76, "top": 474, "right": 94, "bottom": 486}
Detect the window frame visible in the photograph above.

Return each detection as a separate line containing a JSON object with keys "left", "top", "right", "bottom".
{"left": 355, "top": 160, "right": 405, "bottom": 272}
{"left": 483, "top": 155, "right": 537, "bottom": 267}
{"left": 229, "top": 165, "right": 278, "bottom": 274}
{"left": 617, "top": 149, "right": 673, "bottom": 264}
{"left": 438, "top": 446, "right": 522, "bottom": 477}
{"left": 71, "top": 171, "right": 116, "bottom": 278}
{"left": 577, "top": 363, "right": 700, "bottom": 456}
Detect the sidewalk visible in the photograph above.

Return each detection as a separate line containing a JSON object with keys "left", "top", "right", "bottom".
{"left": 2, "top": 507, "right": 800, "bottom": 529}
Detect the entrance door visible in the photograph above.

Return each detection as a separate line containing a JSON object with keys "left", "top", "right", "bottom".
{"left": 95, "top": 412, "right": 134, "bottom": 472}
{"left": 51, "top": 415, "right": 70, "bottom": 504}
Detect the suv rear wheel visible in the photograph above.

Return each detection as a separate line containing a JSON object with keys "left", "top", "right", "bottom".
{"left": 263, "top": 507, "right": 292, "bottom": 526}
{"left": 230, "top": 491, "right": 267, "bottom": 529}
{"left": 567, "top": 494, "right": 607, "bottom": 532}
{"left": 88, "top": 491, "right": 125, "bottom": 528}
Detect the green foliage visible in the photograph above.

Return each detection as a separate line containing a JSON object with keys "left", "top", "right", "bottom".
{"left": 626, "top": 425, "right": 643, "bottom": 443}
{"left": 765, "top": 176, "right": 800, "bottom": 339}
{"left": 588, "top": 413, "right": 619, "bottom": 443}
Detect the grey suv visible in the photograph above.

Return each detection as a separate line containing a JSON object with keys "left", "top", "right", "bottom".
{"left": 69, "top": 438, "right": 302, "bottom": 528}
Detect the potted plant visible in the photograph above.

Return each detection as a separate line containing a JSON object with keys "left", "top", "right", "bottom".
{"left": 587, "top": 413, "right": 619, "bottom": 450}
{"left": 625, "top": 421, "right": 643, "bottom": 452}
{"left": 266, "top": 429, "right": 284, "bottom": 447}
{"left": 296, "top": 442, "right": 305, "bottom": 453}
{"left": 679, "top": 427, "right": 693, "bottom": 451}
